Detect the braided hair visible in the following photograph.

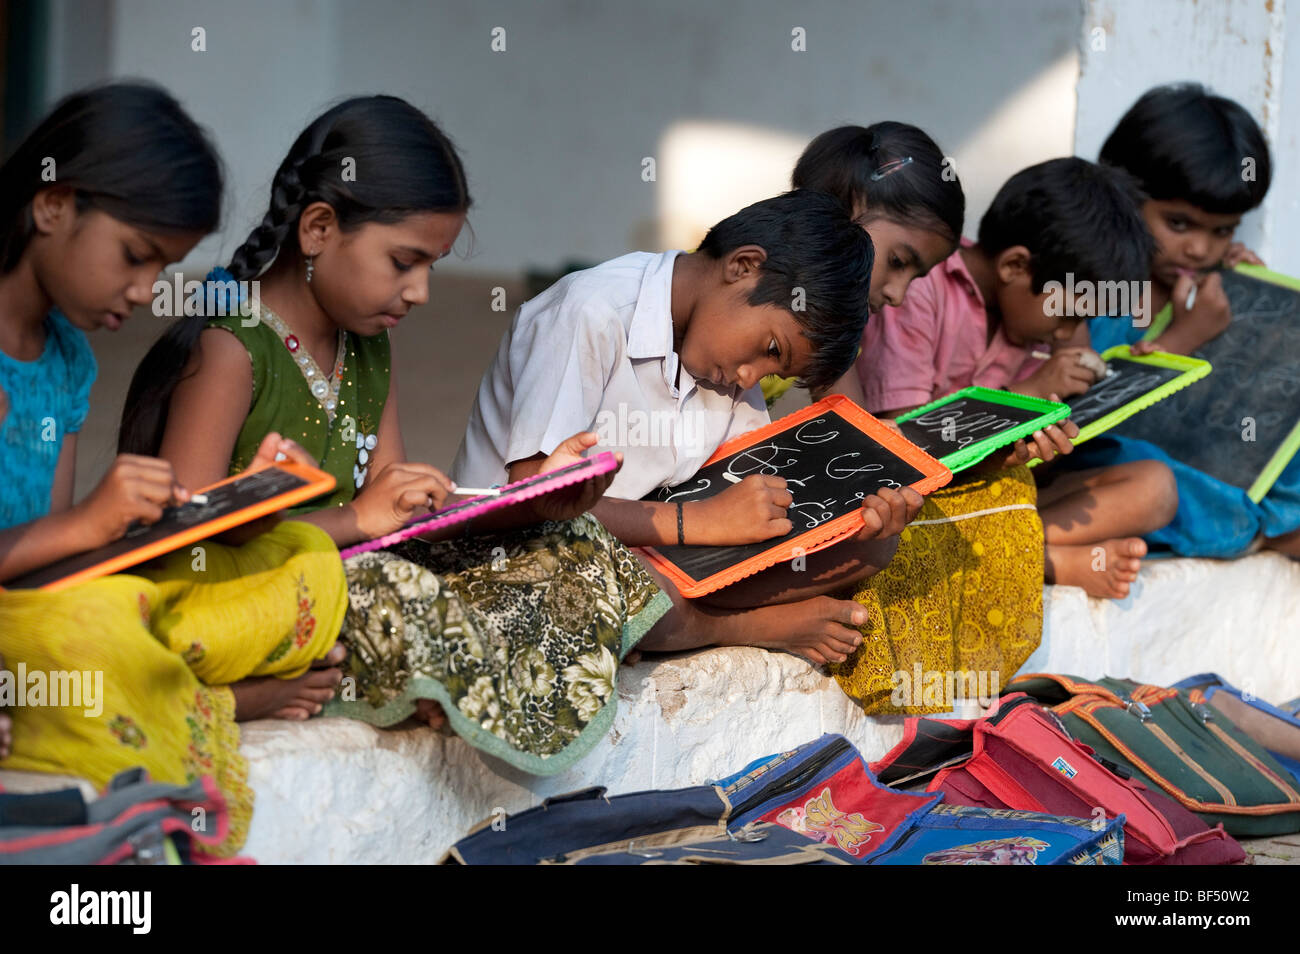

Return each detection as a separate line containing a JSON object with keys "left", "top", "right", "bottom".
{"left": 792, "top": 121, "right": 964, "bottom": 246}
{"left": 227, "top": 96, "right": 470, "bottom": 280}
{"left": 119, "top": 95, "right": 471, "bottom": 456}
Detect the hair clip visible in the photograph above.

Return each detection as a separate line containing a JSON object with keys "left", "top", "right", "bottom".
{"left": 870, "top": 155, "right": 914, "bottom": 181}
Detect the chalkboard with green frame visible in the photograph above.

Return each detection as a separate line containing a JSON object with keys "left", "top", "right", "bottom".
{"left": 1113, "top": 265, "right": 1300, "bottom": 501}
{"left": 1065, "top": 346, "right": 1212, "bottom": 446}
{"left": 894, "top": 387, "right": 1071, "bottom": 473}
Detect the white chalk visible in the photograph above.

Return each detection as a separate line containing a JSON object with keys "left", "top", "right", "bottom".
{"left": 452, "top": 486, "right": 502, "bottom": 497}
{"left": 1072, "top": 349, "right": 1110, "bottom": 380}
{"left": 189, "top": 493, "right": 208, "bottom": 505}
{"left": 722, "top": 472, "right": 742, "bottom": 484}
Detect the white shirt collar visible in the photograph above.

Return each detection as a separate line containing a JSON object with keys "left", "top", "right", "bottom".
{"left": 626, "top": 250, "right": 681, "bottom": 361}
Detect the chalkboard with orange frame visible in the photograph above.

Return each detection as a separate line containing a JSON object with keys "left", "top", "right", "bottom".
{"left": 640, "top": 395, "right": 951, "bottom": 597}
{"left": 2, "top": 460, "right": 336, "bottom": 592}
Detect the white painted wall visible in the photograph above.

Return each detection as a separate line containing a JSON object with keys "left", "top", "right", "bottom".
{"left": 1077, "top": 0, "right": 1295, "bottom": 273}
{"left": 42, "top": 0, "right": 1083, "bottom": 274}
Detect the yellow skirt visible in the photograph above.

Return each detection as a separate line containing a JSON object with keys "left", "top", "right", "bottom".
{"left": 0, "top": 520, "right": 347, "bottom": 856}
{"left": 830, "top": 466, "right": 1044, "bottom": 714}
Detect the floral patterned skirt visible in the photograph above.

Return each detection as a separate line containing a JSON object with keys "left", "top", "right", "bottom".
{"left": 328, "top": 514, "right": 672, "bottom": 775}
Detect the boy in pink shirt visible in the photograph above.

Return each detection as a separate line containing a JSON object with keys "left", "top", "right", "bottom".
{"left": 855, "top": 158, "right": 1178, "bottom": 599}
{"left": 859, "top": 238, "right": 1047, "bottom": 415}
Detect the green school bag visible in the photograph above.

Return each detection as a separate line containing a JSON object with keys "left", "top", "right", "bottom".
{"left": 1007, "top": 674, "right": 1300, "bottom": 836}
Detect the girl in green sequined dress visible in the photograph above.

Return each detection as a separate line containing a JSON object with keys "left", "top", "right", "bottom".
{"left": 122, "top": 97, "right": 741, "bottom": 775}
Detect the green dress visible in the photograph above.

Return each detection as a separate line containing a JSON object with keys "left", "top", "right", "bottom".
{"left": 211, "top": 312, "right": 672, "bottom": 775}
{"left": 207, "top": 314, "right": 391, "bottom": 513}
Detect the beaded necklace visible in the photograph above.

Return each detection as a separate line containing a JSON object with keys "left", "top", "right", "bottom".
{"left": 254, "top": 302, "right": 347, "bottom": 425}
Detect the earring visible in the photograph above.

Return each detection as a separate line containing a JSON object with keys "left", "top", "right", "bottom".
{"left": 305, "top": 255, "right": 316, "bottom": 284}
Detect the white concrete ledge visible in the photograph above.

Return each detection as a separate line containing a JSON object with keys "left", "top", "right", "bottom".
{"left": 237, "top": 552, "right": 1300, "bottom": 863}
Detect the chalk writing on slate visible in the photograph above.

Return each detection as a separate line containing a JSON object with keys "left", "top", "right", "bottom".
{"left": 1114, "top": 270, "right": 1300, "bottom": 492}
{"left": 645, "top": 410, "right": 926, "bottom": 582}
{"left": 6, "top": 467, "right": 310, "bottom": 589}
{"left": 1065, "top": 357, "right": 1185, "bottom": 429}
{"left": 897, "top": 398, "right": 1041, "bottom": 456}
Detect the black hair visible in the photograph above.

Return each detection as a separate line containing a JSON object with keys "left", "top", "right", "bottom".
{"left": 0, "top": 81, "right": 222, "bottom": 274}
{"left": 120, "top": 95, "right": 471, "bottom": 456}
{"left": 792, "top": 121, "right": 964, "bottom": 246}
{"left": 1100, "top": 82, "right": 1271, "bottom": 215}
{"left": 697, "top": 189, "right": 874, "bottom": 392}
{"left": 226, "top": 95, "right": 471, "bottom": 281}
{"left": 977, "top": 157, "right": 1153, "bottom": 294}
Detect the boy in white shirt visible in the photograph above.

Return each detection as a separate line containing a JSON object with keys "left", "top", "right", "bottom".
{"left": 454, "top": 190, "right": 922, "bottom": 664}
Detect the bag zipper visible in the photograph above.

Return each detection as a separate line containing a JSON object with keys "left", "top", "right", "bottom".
{"left": 731, "top": 736, "right": 853, "bottom": 817}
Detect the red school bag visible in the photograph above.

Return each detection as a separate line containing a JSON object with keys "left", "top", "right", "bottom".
{"left": 873, "top": 693, "right": 1242, "bottom": 865}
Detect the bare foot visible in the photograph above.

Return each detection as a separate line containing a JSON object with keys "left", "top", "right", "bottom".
{"left": 231, "top": 642, "right": 346, "bottom": 721}
{"left": 708, "top": 595, "right": 867, "bottom": 666}
{"left": 1045, "top": 538, "right": 1146, "bottom": 599}
{"left": 758, "top": 596, "right": 867, "bottom": 665}
{"left": 0, "top": 652, "right": 10, "bottom": 759}
{"left": 413, "top": 698, "right": 448, "bottom": 730}
{"left": 635, "top": 556, "right": 867, "bottom": 665}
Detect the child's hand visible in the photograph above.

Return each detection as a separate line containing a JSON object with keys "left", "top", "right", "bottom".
{"left": 855, "top": 486, "right": 923, "bottom": 542}
{"left": 1153, "top": 271, "right": 1231, "bottom": 355}
{"left": 349, "top": 461, "right": 456, "bottom": 539}
{"left": 698, "top": 475, "right": 794, "bottom": 544}
{"left": 245, "top": 432, "right": 319, "bottom": 472}
{"left": 1017, "top": 347, "right": 1101, "bottom": 399}
{"left": 1014, "top": 396, "right": 1078, "bottom": 465}
{"left": 529, "top": 431, "right": 623, "bottom": 523}
{"left": 1222, "top": 243, "right": 1265, "bottom": 268}
{"left": 1007, "top": 412, "right": 1078, "bottom": 467}
{"left": 73, "top": 454, "right": 191, "bottom": 548}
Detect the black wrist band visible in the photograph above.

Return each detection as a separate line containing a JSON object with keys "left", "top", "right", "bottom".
{"left": 676, "top": 501, "right": 685, "bottom": 545}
